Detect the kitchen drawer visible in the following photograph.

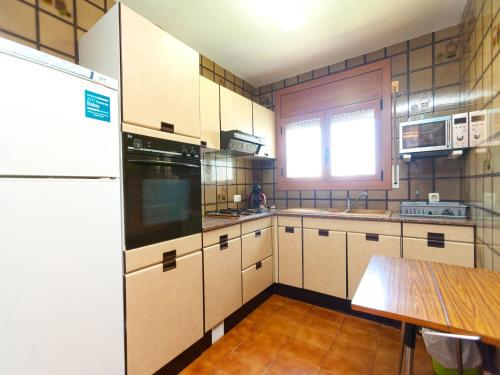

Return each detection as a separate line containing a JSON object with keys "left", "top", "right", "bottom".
{"left": 242, "top": 256, "right": 273, "bottom": 304}
{"left": 241, "top": 227, "right": 272, "bottom": 269}
{"left": 403, "top": 238, "right": 474, "bottom": 267}
{"left": 203, "top": 238, "right": 242, "bottom": 330}
{"left": 241, "top": 216, "right": 272, "bottom": 235}
{"left": 278, "top": 215, "right": 302, "bottom": 228}
{"left": 347, "top": 233, "right": 401, "bottom": 299}
{"left": 403, "top": 223, "right": 474, "bottom": 243}
{"left": 125, "top": 251, "right": 203, "bottom": 375}
{"left": 125, "top": 233, "right": 202, "bottom": 273}
{"left": 203, "top": 224, "right": 241, "bottom": 247}
{"left": 303, "top": 218, "right": 401, "bottom": 236}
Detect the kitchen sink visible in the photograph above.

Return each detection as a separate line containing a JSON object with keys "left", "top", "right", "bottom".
{"left": 341, "top": 209, "right": 392, "bottom": 217}
{"left": 280, "top": 208, "right": 344, "bottom": 214}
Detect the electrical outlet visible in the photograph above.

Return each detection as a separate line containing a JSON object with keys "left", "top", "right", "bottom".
{"left": 391, "top": 80, "right": 399, "bottom": 93}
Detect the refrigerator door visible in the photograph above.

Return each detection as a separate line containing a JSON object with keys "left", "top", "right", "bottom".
{"left": 0, "top": 178, "right": 124, "bottom": 375}
{"left": 0, "top": 51, "right": 120, "bottom": 178}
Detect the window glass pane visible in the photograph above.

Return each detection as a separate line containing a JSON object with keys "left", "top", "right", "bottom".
{"left": 286, "top": 118, "right": 322, "bottom": 178}
{"left": 330, "top": 109, "right": 376, "bottom": 177}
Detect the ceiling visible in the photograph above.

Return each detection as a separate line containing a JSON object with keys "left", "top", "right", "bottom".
{"left": 120, "top": 0, "right": 467, "bottom": 87}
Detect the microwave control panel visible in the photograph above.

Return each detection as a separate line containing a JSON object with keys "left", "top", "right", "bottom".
{"left": 469, "top": 110, "right": 488, "bottom": 147}
{"left": 451, "top": 113, "right": 469, "bottom": 149}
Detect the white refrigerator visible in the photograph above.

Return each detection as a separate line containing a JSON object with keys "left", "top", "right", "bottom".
{"left": 0, "top": 38, "right": 125, "bottom": 374}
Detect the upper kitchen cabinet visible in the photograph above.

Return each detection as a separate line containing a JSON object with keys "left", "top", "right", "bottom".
{"left": 200, "top": 76, "right": 220, "bottom": 149}
{"left": 253, "top": 103, "right": 276, "bottom": 158}
{"left": 220, "top": 85, "right": 253, "bottom": 134}
{"left": 78, "top": 4, "right": 200, "bottom": 139}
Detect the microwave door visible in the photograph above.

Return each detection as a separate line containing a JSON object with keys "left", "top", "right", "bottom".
{"left": 400, "top": 119, "right": 451, "bottom": 154}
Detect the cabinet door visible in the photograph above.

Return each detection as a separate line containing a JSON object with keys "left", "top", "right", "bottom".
{"left": 200, "top": 76, "right": 220, "bottom": 149}
{"left": 253, "top": 103, "right": 276, "bottom": 158}
{"left": 304, "top": 229, "right": 346, "bottom": 298}
{"left": 220, "top": 86, "right": 253, "bottom": 133}
{"left": 203, "top": 238, "right": 242, "bottom": 330}
{"left": 347, "top": 233, "right": 400, "bottom": 299}
{"left": 403, "top": 238, "right": 474, "bottom": 267}
{"left": 278, "top": 226, "right": 303, "bottom": 288}
{"left": 120, "top": 5, "right": 200, "bottom": 138}
{"left": 125, "top": 251, "right": 203, "bottom": 375}
{"left": 241, "top": 227, "right": 273, "bottom": 269}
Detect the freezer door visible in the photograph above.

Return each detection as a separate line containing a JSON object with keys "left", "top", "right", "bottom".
{"left": 0, "top": 178, "right": 124, "bottom": 375}
{"left": 0, "top": 52, "right": 120, "bottom": 177}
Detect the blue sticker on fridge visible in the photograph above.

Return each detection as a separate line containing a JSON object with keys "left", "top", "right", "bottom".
{"left": 85, "top": 90, "right": 110, "bottom": 122}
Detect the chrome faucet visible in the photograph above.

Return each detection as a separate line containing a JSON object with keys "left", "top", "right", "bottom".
{"left": 346, "top": 191, "right": 368, "bottom": 212}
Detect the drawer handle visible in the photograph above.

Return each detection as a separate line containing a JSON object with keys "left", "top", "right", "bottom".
{"left": 256, "top": 261, "right": 262, "bottom": 270}
{"left": 255, "top": 230, "right": 262, "bottom": 238}
{"left": 201, "top": 140, "right": 207, "bottom": 148}
{"left": 162, "top": 250, "right": 176, "bottom": 272}
{"left": 428, "top": 232, "right": 445, "bottom": 248}
{"left": 285, "top": 227, "right": 294, "bottom": 233}
{"left": 366, "top": 233, "right": 379, "bottom": 241}
{"left": 220, "top": 241, "right": 228, "bottom": 251}
{"left": 161, "top": 122, "right": 174, "bottom": 133}
{"left": 219, "top": 234, "right": 228, "bottom": 243}
{"left": 318, "top": 229, "right": 329, "bottom": 237}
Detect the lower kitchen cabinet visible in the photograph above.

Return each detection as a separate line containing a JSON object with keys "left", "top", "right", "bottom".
{"left": 125, "top": 251, "right": 203, "bottom": 375}
{"left": 203, "top": 238, "right": 242, "bottom": 331}
{"left": 347, "top": 233, "right": 400, "bottom": 299}
{"left": 303, "top": 229, "right": 346, "bottom": 298}
{"left": 403, "top": 238, "right": 474, "bottom": 267}
{"left": 242, "top": 256, "right": 273, "bottom": 304}
{"left": 241, "top": 227, "right": 272, "bottom": 269}
{"left": 278, "top": 226, "right": 303, "bottom": 288}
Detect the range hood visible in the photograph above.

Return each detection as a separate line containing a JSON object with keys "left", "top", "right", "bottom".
{"left": 220, "top": 130, "right": 265, "bottom": 155}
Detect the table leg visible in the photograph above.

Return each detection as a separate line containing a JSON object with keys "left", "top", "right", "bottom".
{"left": 480, "top": 342, "right": 497, "bottom": 375}
{"left": 398, "top": 323, "right": 417, "bottom": 375}
{"left": 398, "top": 322, "right": 405, "bottom": 375}
{"left": 455, "top": 339, "right": 463, "bottom": 375}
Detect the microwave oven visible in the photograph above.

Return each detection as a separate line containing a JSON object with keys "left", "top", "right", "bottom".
{"left": 399, "top": 115, "right": 452, "bottom": 155}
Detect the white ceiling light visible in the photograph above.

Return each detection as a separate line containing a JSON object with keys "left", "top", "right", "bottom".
{"left": 249, "top": 0, "right": 314, "bottom": 32}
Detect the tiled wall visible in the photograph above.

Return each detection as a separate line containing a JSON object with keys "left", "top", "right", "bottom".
{"left": 460, "top": 0, "right": 500, "bottom": 271}
{"left": 254, "top": 25, "right": 469, "bottom": 212}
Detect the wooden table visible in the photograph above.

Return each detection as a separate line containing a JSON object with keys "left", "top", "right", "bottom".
{"left": 352, "top": 256, "right": 500, "bottom": 374}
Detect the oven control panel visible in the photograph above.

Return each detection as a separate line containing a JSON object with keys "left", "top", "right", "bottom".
{"left": 124, "top": 133, "right": 200, "bottom": 159}
{"left": 469, "top": 110, "right": 488, "bottom": 147}
{"left": 451, "top": 113, "right": 469, "bottom": 149}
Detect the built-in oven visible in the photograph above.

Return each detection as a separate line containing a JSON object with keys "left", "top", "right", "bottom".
{"left": 122, "top": 132, "right": 201, "bottom": 250}
{"left": 399, "top": 115, "right": 452, "bottom": 155}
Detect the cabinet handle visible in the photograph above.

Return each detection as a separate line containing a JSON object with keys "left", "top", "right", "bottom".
{"left": 201, "top": 140, "right": 207, "bottom": 148}
{"left": 285, "top": 227, "right": 294, "bottom": 233}
{"left": 256, "top": 261, "right": 262, "bottom": 270}
{"left": 220, "top": 241, "right": 228, "bottom": 251}
{"left": 427, "top": 232, "right": 445, "bottom": 248}
{"left": 162, "top": 250, "right": 176, "bottom": 272}
{"left": 161, "top": 122, "right": 174, "bottom": 133}
{"left": 318, "top": 229, "right": 329, "bottom": 237}
{"left": 255, "top": 230, "right": 262, "bottom": 238}
{"left": 219, "top": 234, "right": 228, "bottom": 243}
{"left": 366, "top": 233, "right": 379, "bottom": 241}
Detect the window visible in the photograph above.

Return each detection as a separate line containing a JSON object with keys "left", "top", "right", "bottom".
{"left": 275, "top": 60, "right": 391, "bottom": 190}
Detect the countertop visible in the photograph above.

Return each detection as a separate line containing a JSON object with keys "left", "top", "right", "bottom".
{"left": 202, "top": 209, "right": 474, "bottom": 231}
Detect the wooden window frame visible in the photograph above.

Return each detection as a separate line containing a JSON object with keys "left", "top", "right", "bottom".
{"left": 275, "top": 59, "right": 392, "bottom": 191}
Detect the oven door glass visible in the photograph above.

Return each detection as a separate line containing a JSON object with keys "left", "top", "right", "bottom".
{"left": 124, "top": 153, "right": 201, "bottom": 250}
{"left": 401, "top": 121, "right": 447, "bottom": 150}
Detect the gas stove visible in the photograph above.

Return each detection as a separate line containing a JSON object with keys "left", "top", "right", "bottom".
{"left": 205, "top": 208, "right": 260, "bottom": 217}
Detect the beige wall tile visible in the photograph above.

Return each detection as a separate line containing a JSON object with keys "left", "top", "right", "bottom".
{"left": 410, "top": 68, "right": 432, "bottom": 92}
{"left": 0, "top": 0, "right": 36, "bottom": 40}
{"left": 40, "top": 12, "right": 74, "bottom": 55}
{"left": 391, "top": 53, "right": 407, "bottom": 75}
{"left": 386, "top": 41, "right": 407, "bottom": 56}
{"left": 409, "top": 33, "right": 432, "bottom": 49}
{"left": 41, "top": 0, "right": 73, "bottom": 21}
{"left": 409, "top": 46, "right": 432, "bottom": 71}
{"left": 435, "top": 24, "right": 459, "bottom": 41}
{"left": 435, "top": 61, "right": 460, "bottom": 87}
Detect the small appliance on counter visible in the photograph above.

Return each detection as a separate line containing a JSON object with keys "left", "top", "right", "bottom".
{"left": 248, "top": 184, "right": 267, "bottom": 212}
{"left": 400, "top": 201, "right": 469, "bottom": 218}
{"left": 206, "top": 208, "right": 260, "bottom": 217}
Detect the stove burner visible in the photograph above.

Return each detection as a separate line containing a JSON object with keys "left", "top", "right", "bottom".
{"left": 206, "top": 208, "right": 259, "bottom": 217}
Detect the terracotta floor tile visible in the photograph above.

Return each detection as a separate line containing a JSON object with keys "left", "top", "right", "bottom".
{"left": 379, "top": 324, "right": 401, "bottom": 342}
{"left": 308, "top": 306, "right": 345, "bottom": 324}
{"left": 279, "top": 337, "right": 328, "bottom": 367}
{"left": 277, "top": 304, "right": 310, "bottom": 323}
{"left": 267, "top": 294, "right": 290, "bottom": 306}
{"left": 179, "top": 358, "right": 218, "bottom": 375}
{"left": 320, "top": 349, "right": 375, "bottom": 375}
{"left": 268, "top": 351, "right": 320, "bottom": 375}
{"left": 284, "top": 298, "right": 314, "bottom": 312}
{"left": 217, "top": 350, "right": 269, "bottom": 375}
{"left": 341, "top": 315, "right": 381, "bottom": 336}
{"left": 334, "top": 325, "right": 379, "bottom": 352}
{"left": 201, "top": 333, "right": 242, "bottom": 365}
{"left": 294, "top": 324, "right": 336, "bottom": 351}
{"left": 256, "top": 313, "right": 298, "bottom": 336}
{"left": 302, "top": 313, "right": 341, "bottom": 336}
{"left": 230, "top": 318, "right": 257, "bottom": 338}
